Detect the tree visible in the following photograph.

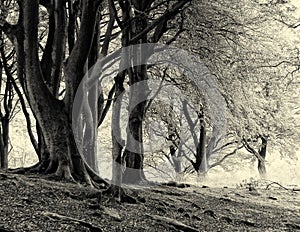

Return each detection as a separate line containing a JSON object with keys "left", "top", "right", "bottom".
{"left": 108, "top": 0, "right": 191, "bottom": 185}
{"left": 0, "top": 0, "right": 106, "bottom": 185}
{"left": 177, "top": 0, "right": 300, "bottom": 177}
{"left": 139, "top": 0, "right": 300, "bottom": 180}
{"left": 0, "top": 0, "right": 191, "bottom": 189}
{"left": 0, "top": 36, "right": 14, "bottom": 169}
{"left": 1, "top": 0, "right": 298, "bottom": 187}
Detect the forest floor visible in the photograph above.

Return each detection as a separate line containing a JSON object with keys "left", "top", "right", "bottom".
{"left": 0, "top": 171, "right": 299, "bottom": 231}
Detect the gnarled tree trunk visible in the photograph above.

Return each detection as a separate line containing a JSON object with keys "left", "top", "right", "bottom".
{"left": 22, "top": 0, "right": 106, "bottom": 186}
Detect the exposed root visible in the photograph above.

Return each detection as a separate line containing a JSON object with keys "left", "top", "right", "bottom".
{"left": 101, "top": 184, "right": 122, "bottom": 203}
{"left": 42, "top": 211, "right": 102, "bottom": 232}
{"left": 8, "top": 162, "right": 41, "bottom": 174}
{"left": 161, "top": 181, "right": 191, "bottom": 188}
{"left": 145, "top": 214, "right": 198, "bottom": 232}
{"left": 85, "top": 163, "right": 109, "bottom": 189}
{"left": 9, "top": 159, "right": 109, "bottom": 190}
{"left": 83, "top": 173, "right": 94, "bottom": 187}
{"left": 27, "top": 159, "right": 50, "bottom": 174}
{"left": 8, "top": 167, "right": 27, "bottom": 174}
{"left": 45, "top": 159, "right": 58, "bottom": 174}
{"left": 101, "top": 185, "right": 145, "bottom": 204}
{"left": 55, "top": 162, "right": 76, "bottom": 182}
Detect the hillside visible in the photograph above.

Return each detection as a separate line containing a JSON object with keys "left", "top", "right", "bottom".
{"left": 0, "top": 171, "right": 299, "bottom": 231}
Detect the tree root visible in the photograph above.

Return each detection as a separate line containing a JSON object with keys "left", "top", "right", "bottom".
{"left": 9, "top": 159, "right": 51, "bottom": 175}
{"left": 8, "top": 160, "right": 109, "bottom": 190}
{"left": 100, "top": 185, "right": 145, "bottom": 204}
{"left": 42, "top": 211, "right": 102, "bottom": 232}
{"left": 85, "top": 163, "right": 109, "bottom": 189}
{"left": 161, "top": 181, "right": 191, "bottom": 188}
{"left": 145, "top": 214, "right": 198, "bottom": 232}
{"left": 8, "top": 162, "right": 40, "bottom": 174}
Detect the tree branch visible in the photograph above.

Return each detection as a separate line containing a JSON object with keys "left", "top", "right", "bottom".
{"left": 130, "top": 0, "right": 191, "bottom": 44}
{"left": 209, "top": 145, "right": 244, "bottom": 169}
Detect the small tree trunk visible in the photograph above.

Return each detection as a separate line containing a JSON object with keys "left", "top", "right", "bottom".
{"left": 83, "top": 19, "right": 100, "bottom": 172}
{"left": 0, "top": 118, "right": 9, "bottom": 169}
{"left": 258, "top": 137, "right": 267, "bottom": 178}
{"left": 194, "top": 116, "right": 207, "bottom": 174}
{"left": 123, "top": 95, "right": 148, "bottom": 184}
{"left": 111, "top": 67, "right": 126, "bottom": 194}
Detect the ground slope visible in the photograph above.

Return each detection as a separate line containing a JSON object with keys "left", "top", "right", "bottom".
{"left": 0, "top": 171, "right": 299, "bottom": 231}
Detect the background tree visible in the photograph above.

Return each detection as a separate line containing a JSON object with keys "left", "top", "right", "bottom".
{"left": 177, "top": 0, "right": 300, "bottom": 177}
{"left": 0, "top": 33, "right": 15, "bottom": 169}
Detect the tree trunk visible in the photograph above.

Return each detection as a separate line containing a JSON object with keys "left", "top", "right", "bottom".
{"left": 122, "top": 82, "right": 149, "bottom": 184}
{"left": 167, "top": 107, "right": 181, "bottom": 173}
{"left": 0, "top": 117, "right": 9, "bottom": 169}
{"left": 122, "top": 1, "right": 149, "bottom": 184}
{"left": 0, "top": 54, "right": 9, "bottom": 170}
{"left": 258, "top": 136, "right": 267, "bottom": 178}
{"left": 110, "top": 71, "right": 125, "bottom": 198}
{"left": 170, "top": 145, "right": 181, "bottom": 173}
{"left": 182, "top": 100, "right": 208, "bottom": 175}
{"left": 194, "top": 117, "right": 207, "bottom": 174}
{"left": 21, "top": 0, "right": 106, "bottom": 187}
{"left": 82, "top": 21, "right": 100, "bottom": 173}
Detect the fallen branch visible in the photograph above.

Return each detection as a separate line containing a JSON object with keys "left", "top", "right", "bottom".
{"left": 265, "top": 181, "right": 298, "bottom": 193}
{"left": 42, "top": 211, "right": 102, "bottom": 232}
{"left": 146, "top": 213, "right": 198, "bottom": 232}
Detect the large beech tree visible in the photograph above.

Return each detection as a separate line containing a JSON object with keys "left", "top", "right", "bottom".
{"left": 0, "top": 0, "right": 108, "bottom": 185}
{"left": 0, "top": 0, "right": 191, "bottom": 187}
{"left": 21, "top": 0, "right": 104, "bottom": 184}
